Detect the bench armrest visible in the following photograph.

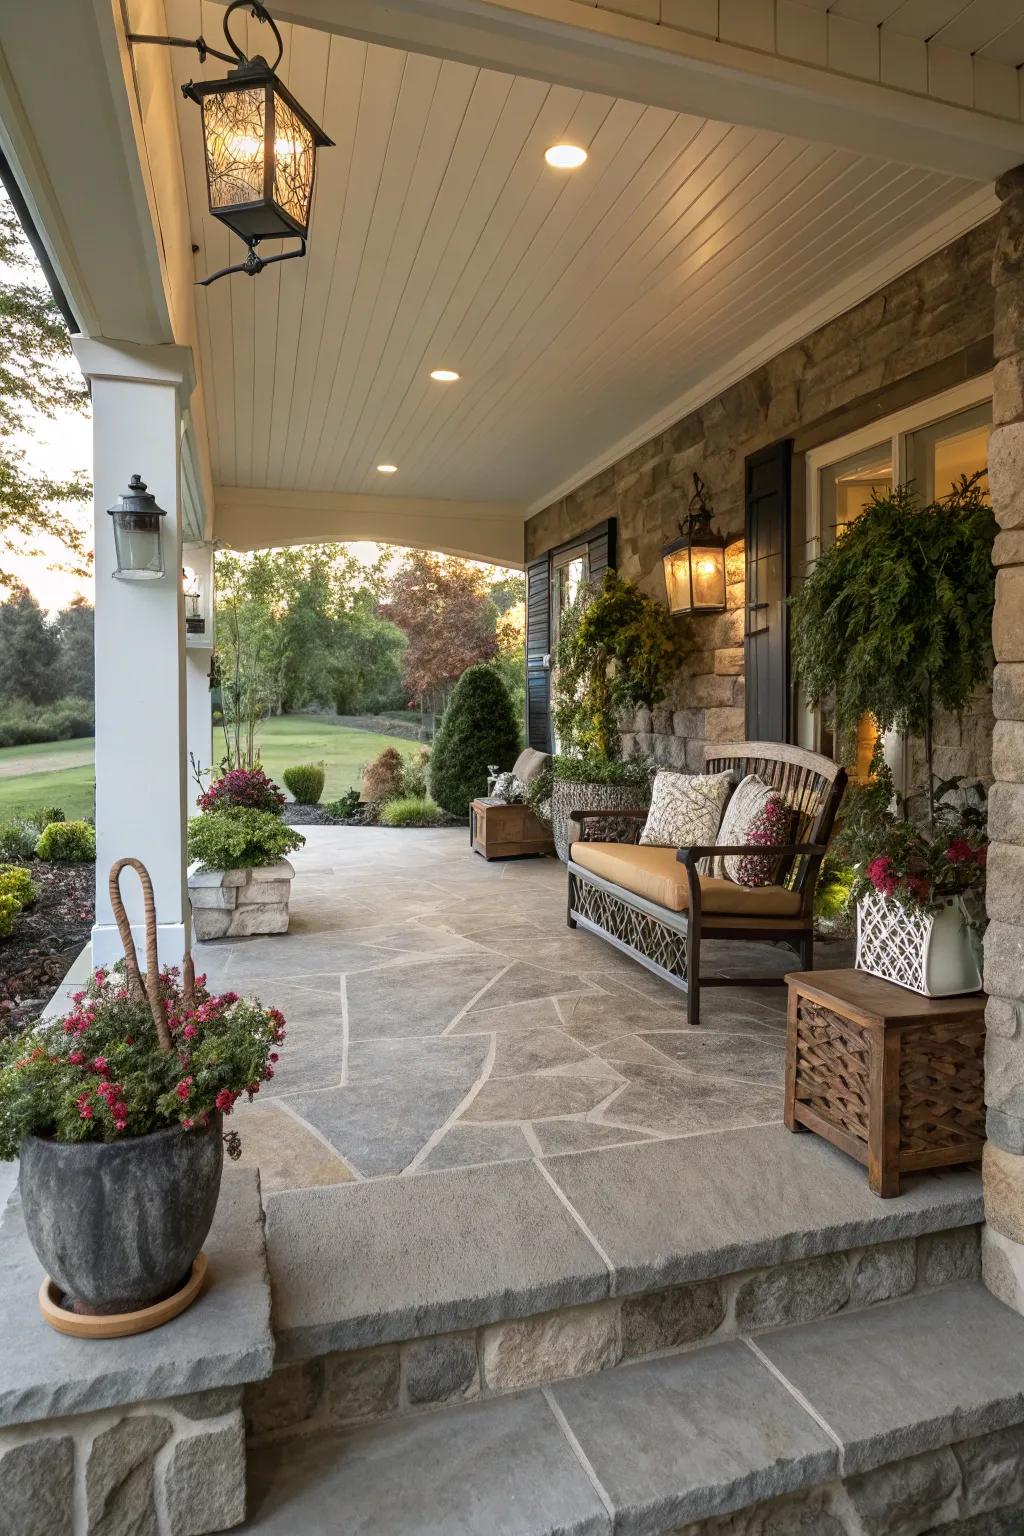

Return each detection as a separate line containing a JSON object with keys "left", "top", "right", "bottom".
{"left": 573, "top": 807, "right": 649, "bottom": 825}
{"left": 676, "top": 843, "right": 828, "bottom": 866}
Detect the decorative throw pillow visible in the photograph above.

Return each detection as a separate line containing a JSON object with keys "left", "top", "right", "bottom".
{"left": 734, "top": 796, "right": 792, "bottom": 888}
{"left": 639, "top": 770, "right": 735, "bottom": 850}
{"left": 715, "top": 773, "right": 791, "bottom": 885}
{"left": 492, "top": 772, "right": 524, "bottom": 804}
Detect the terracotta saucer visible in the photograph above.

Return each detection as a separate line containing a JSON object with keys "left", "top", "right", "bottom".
{"left": 38, "top": 1251, "right": 208, "bottom": 1338}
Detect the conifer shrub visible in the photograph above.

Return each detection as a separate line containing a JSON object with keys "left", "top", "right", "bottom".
{"left": 283, "top": 764, "right": 326, "bottom": 805}
{"left": 430, "top": 665, "right": 520, "bottom": 817}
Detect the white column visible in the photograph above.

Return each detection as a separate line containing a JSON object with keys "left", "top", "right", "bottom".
{"left": 184, "top": 541, "right": 215, "bottom": 800}
{"left": 73, "top": 339, "right": 195, "bottom": 971}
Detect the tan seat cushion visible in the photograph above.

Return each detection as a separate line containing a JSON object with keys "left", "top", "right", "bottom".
{"left": 570, "top": 841, "right": 801, "bottom": 917}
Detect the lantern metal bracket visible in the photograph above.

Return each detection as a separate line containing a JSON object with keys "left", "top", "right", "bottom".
{"left": 128, "top": 2, "right": 283, "bottom": 71}
{"left": 197, "top": 235, "right": 306, "bottom": 286}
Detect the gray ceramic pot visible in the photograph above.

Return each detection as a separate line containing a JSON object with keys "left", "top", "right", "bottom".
{"left": 19, "top": 1114, "right": 223, "bottom": 1313}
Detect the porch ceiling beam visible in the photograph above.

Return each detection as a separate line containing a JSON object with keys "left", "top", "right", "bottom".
{"left": 230, "top": 0, "right": 1024, "bottom": 181}
{"left": 213, "top": 487, "right": 527, "bottom": 568}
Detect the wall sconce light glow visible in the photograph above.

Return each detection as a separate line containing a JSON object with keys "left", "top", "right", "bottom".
{"left": 429, "top": 369, "right": 461, "bottom": 382}
{"left": 376, "top": 464, "right": 398, "bottom": 474}
{"left": 545, "top": 144, "right": 587, "bottom": 169}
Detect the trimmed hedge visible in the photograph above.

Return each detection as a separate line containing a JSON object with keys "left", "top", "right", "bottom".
{"left": 35, "top": 820, "right": 96, "bottom": 862}
{"left": 283, "top": 763, "right": 326, "bottom": 805}
{"left": 0, "top": 697, "right": 94, "bottom": 748}
{"left": 429, "top": 665, "right": 520, "bottom": 818}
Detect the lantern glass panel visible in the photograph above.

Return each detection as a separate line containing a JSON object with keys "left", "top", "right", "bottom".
{"left": 112, "top": 515, "right": 163, "bottom": 581}
{"left": 272, "top": 90, "right": 315, "bottom": 228}
{"left": 202, "top": 87, "right": 267, "bottom": 213}
{"left": 663, "top": 543, "right": 726, "bottom": 614}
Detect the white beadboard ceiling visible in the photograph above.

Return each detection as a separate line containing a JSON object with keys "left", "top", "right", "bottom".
{"left": 824, "top": 1, "right": 1024, "bottom": 63}
{"left": 164, "top": 0, "right": 991, "bottom": 510}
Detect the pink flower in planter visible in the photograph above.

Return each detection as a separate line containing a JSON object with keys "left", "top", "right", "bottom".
{"left": 867, "top": 856, "right": 898, "bottom": 898}
{"left": 93, "top": 969, "right": 106, "bottom": 986}
{"left": 946, "top": 838, "right": 972, "bottom": 864}
{"left": 92, "top": 1057, "right": 108, "bottom": 1075}
{"left": 904, "top": 875, "right": 931, "bottom": 903}
{"left": 215, "top": 1088, "right": 237, "bottom": 1114}
{"left": 68, "top": 1051, "right": 85, "bottom": 1066}
{"left": 175, "top": 1076, "right": 193, "bottom": 1102}
{"left": 182, "top": 1023, "right": 198, "bottom": 1040}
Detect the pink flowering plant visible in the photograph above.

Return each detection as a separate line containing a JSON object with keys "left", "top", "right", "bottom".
{"left": 197, "top": 767, "right": 285, "bottom": 816}
{"left": 835, "top": 762, "right": 987, "bottom": 928}
{"left": 0, "top": 962, "right": 285, "bottom": 1160}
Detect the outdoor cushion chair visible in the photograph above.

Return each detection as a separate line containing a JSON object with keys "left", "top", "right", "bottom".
{"left": 566, "top": 742, "right": 847, "bottom": 1027}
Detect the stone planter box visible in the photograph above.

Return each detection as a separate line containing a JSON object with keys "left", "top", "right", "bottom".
{"left": 855, "top": 890, "right": 982, "bottom": 998}
{"left": 188, "top": 860, "right": 295, "bottom": 941}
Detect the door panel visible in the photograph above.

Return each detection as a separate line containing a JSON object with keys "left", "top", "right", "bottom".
{"left": 745, "top": 441, "right": 792, "bottom": 743}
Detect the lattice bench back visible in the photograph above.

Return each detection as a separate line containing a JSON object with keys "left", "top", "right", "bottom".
{"left": 703, "top": 741, "right": 847, "bottom": 896}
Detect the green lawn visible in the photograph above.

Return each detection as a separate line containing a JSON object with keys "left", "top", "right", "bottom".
{"left": 0, "top": 719, "right": 419, "bottom": 822}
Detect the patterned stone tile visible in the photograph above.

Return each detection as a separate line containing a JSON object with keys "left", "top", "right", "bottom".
{"left": 631, "top": 1031, "right": 785, "bottom": 1087}
{"left": 595, "top": 1062, "right": 781, "bottom": 1137}
{"left": 464, "top": 960, "right": 601, "bottom": 1013}
{"left": 463, "top": 1072, "right": 621, "bottom": 1124}
{"left": 346, "top": 954, "right": 507, "bottom": 1040}
{"left": 451, "top": 999, "right": 563, "bottom": 1035}
{"left": 490, "top": 1029, "right": 594, "bottom": 1078}
{"left": 533, "top": 1120, "right": 660, "bottom": 1156}
{"left": 232, "top": 1103, "right": 355, "bottom": 1194}
{"left": 417, "top": 1125, "right": 534, "bottom": 1173}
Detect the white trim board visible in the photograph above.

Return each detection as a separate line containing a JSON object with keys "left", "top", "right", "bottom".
{"left": 526, "top": 184, "right": 997, "bottom": 517}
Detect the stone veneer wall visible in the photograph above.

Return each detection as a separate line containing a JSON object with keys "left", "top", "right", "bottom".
{"left": 981, "top": 168, "right": 1024, "bottom": 1315}
{"left": 525, "top": 218, "right": 996, "bottom": 782}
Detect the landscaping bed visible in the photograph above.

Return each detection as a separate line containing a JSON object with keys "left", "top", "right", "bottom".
{"left": 0, "top": 861, "right": 93, "bottom": 1040}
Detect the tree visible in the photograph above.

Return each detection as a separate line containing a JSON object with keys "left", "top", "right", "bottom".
{"left": 382, "top": 553, "right": 499, "bottom": 715}
{"left": 790, "top": 474, "right": 996, "bottom": 820}
{"left": 429, "top": 664, "right": 520, "bottom": 816}
{"left": 0, "top": 193, "right": 90, "bottom": 583}
{"left": 54, "top": 599, "right": 94, "bottom": 700}
{"left": 0, "top": 586, "right": 62, "bottom": 703}
{"left": 493, "top": 599, "right": 526, "bottom": 725}
{"left": 489, "top": 573, "right": 526, "bottom": 614}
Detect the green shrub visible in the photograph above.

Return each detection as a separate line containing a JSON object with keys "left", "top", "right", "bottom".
{"left": 28, "top": 806, "right": 65, "bottom": 831}
{"left": 324, "top": 788, "right": 361, "bottom": 819}
{"left": 0, "top": 866, "right": 36, "bottom": 908}
{"left": 378, "top": 796, "right": 444, "bottom": 828}
{"left": 0, "top": 894, "right": 19, "bottom": 938}
{"left": 0, "top": 696, "right": 94, "bottom": 748}
{"left": 283, "top": 763, "right": 326, "bottom": 805}
{"left": 187, "top": 808, "right": 305, "bottom": 871}
{"left": 35, "top": 820, "right": 96, "bottom": 862}
{"left": 0, "top": 821, "right": 38, "bottom": 862}
{"left": 361, "top": 747, "right": 406, "bottom": 805}
{"left": 430, "top": 665, "right": 521, "bottom": 817}
{"left": 401, "top": 747, "right": 431, "bottom": 800}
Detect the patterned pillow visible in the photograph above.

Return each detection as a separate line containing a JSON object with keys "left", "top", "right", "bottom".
{"left": 715, "top": 773, "right": 791, "bottom": 886}
{"left": 492, "top": 772, "right": 524, "bottom": 804}
{"left": 639, "top": 770, "right": 735, "bottom": 850}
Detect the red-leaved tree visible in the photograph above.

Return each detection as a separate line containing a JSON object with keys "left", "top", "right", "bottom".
{"left": 382, "top": 553, "right": 498, "bottom": 716}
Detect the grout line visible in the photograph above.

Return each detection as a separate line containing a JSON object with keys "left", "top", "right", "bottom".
{"left": 743, "top": 1338, "right": 847, "bottom": 1473}
{"left": 403, "top": 1033, "right": 498, "bottom": 1173}
{"left": 441, "top": 962, "right": 513, "bottom": 1036}
{"left": 541, "top": 1386, "right": 616, "bottom": 1523}
{"left": 339, "top": 975, "right": 350, "bottom": 1088}
{"left": 534, "top": 1158, "right": 617, "bottom": 1287}
{"left": 271, "top": 1099, "right": 364, "bottom": 1181}
{"left": 521, "top": 1122, "right": 544, "bottom": 1156}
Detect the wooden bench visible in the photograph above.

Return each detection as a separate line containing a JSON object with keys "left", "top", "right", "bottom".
{"left": 784, "top": 968, "right": 986, "bottom": 1197}
{"left": 567, "top": 742, "right": 847, "bottom": 1027}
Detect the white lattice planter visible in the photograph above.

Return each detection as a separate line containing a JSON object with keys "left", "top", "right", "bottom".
{"left": 855, "top": 890, "right": 982, "bottom": 998}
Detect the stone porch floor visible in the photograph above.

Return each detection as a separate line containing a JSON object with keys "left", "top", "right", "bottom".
{"left": 195, "top": 827, "right": 854, "bottom": 1192}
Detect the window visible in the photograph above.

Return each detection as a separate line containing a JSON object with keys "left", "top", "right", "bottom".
{"left": 550, "top": 544, "right": 588, "bottom": 752}
{"left": 800, "top": 378, "right": 992, "bottom": 779}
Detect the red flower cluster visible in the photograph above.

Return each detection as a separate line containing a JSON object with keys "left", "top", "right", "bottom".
{"left": 197, "top": 768, "right": 285, "bottom": 815}
{"left": 947, "top": 838, "right": 986, "bottom": 867}
{"left": 867, "top": 855, "right": 899, "bottom": 898}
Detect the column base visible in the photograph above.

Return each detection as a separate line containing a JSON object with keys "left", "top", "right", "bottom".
{"left": 91, "top": 921, "right": 189, "bottom": 973}
{"left": 983, "top": 1225, "right": 1024, "bottom": 1314}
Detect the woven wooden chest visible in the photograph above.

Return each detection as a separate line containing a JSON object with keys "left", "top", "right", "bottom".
{"left": 784, "top": 968, "right": 985, "bottom": 1197}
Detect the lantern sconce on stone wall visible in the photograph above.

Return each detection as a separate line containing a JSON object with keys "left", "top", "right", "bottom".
{"left": 661, "top": 473, "right": 730, "bottom": 616}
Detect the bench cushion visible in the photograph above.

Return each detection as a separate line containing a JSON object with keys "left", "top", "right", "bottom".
{"left": 570, "top": 841, "right": 802, "bottom": 917}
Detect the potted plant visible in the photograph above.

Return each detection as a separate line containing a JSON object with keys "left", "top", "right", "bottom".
{"left": 0, "top": 859, "right": 285, "bottom": 1330}
{"left": 835, "top": 765, "right": 987, "bottom": 996}
{"left": 544, "top": 571, "right": 677, "bottom": 861}
{"left": 187, "top": 805, "right": 305, "bottom": 940}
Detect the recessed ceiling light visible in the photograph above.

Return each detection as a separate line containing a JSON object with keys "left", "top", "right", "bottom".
{"left": 545, "top": 144, "right": 587, "bottom": 169}
{"left": 376, "top": 463, "right": 398, "bottom": 474}
{"left": 430, "top": 368, "right": 461, "bottom": 382}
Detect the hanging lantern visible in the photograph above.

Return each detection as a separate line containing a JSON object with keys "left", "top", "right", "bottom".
{"left": 183, "top": 568, "right": 206, "bottom": 634}
{"left": 129, "top": 3, "right": 332, "bottom": 284}
{"left": 662, "top": 473, "right": 727, "bottom": 615}
{"left": 108, "top": 476, "right": 168, "bottom": 581}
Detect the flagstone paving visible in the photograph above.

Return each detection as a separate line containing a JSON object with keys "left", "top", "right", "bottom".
{"left": 198, "top": 826, "right": 852, "bottom": 1191}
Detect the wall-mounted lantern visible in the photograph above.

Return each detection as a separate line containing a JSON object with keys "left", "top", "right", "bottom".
{"left": 128, "top": 2, "right": 332, "bottom": 285}
{"left": 108, "top": 475, "right": 167, "bottom": 581}
{"left": 183, "top": 567, "right": 206, "bottom": 634}
{"left": 661, "top": 473, "right": 728, "bottom": 615}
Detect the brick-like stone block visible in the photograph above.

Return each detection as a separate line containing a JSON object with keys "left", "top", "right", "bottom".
{"left": 849, "top": 1240, "right": 916, "bottom": 1308}
{"left": 323, "top": 1347, "right": 399, "bottom": 1425}
{"left": 988, "top": 1106, "right": 1024, "bottom": 1155}
{"left": 733, "top": 1254, "right": 850, "bottom": 1331}
{"left": 172, "top": 1388, "right": 242, "bottom": 1421}
{"left": 982, "top": 1223, "right": 1024, "bottom": 1313}
{"left": 87, "top": 1413, "right": 173, "bottom": 1536}
{"left": 236, "top": 880, "right": 291, "bottom": 907}
{"left": 987, "top": 843, "right": 1024, "bottom": 924}
{"left": 992, "top": 722, "right": 1024, "bottom": 782}
{"left": 0, "top": 1434, "right": 74, "bottom": 1536}
{"left": 956, "top": 1423, "right": 1024, "bottom": 1516}
{"left": 984, "top": 1143, "right": 1024, "bottom": 1244}
{"left": 985, "top": 922, "right": 1024, "bottom": 998}
{"left": 917, "top": 1226, "right": 981, "bottom": 1289}
{"left": 993, "top": 529, "right": 1024, "bottom": 568}
{"left": 704, "top": 707, "right": 746, "bottom": 743}
{"left": 714, "top": 647, "right": 744, "bottom": 676}
{"left": 620, "top": 1280, "right": 724, "bottom": 1360}
{"left": 994, "top": 567, "right": 1024, "bottom": 658}
{"left": 163, "top": 1415, "right": 246, "bottom": 1536}
{"left": 192, "top": 908, "right": 233, "bottom": 941}
{"left": 844, "top": 1446, "right": 959, "bottom": 1536}
{"left": 404, "top": 1333, "right": 479, "bottom": 1406}
{"left": 993, "top": 355, "right": 1024, "bottom": 424}
{"left": 481, "top": 1302, "right": 619, "bottom": 1392}
{"left": 988, "top": 425, "right": 1024, "bottom": 529}
{"left": 987, "top": 995, "right": 1023, "bottom": 1041}
{"left": 244, "top": 1360, "right": 323, "bottom": 1438}
{"left": 994, "top": 664, "right": 1024, "bottom": 721}
{"left": 986, "top": 1033, "right": 1024, "bottom": 1113}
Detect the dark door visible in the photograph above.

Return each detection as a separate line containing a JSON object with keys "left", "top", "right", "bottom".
{"left": 744, "top": 441, "right": 792, "bottom": 742}
{"left": 525, "top": 555, "right": 552, "bottom": 751}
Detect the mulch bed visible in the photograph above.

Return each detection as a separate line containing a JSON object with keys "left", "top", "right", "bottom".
{"left": 0, "top": 862, "right": 94, "bottom": 1042}
{"left": 282, "top": 805, "right": 465, "bottom": 828}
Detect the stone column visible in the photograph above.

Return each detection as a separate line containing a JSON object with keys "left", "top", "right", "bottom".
{"left": 981, "top": 167, "right": 1024, "bottom": 1308}
{"left": 72, "top": 339, "right": 194, "bottom": 972}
